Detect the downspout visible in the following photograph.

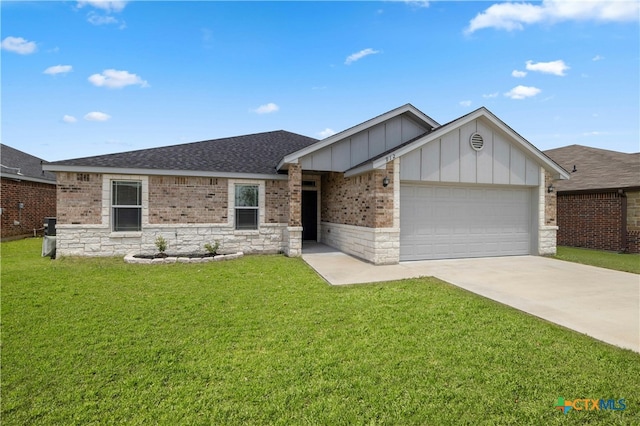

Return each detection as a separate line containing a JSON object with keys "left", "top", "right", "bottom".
{"left": 619, "top": 189, "right": 627, "bottom": 253}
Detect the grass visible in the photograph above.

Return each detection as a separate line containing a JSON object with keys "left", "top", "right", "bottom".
{"left": 554, "top": 246, "right": 640, "bottom": 274}
{"left": 2, "top": 238, "right": 639, "bottom": 425}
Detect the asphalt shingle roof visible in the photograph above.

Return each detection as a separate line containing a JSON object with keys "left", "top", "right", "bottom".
{"left": 48, "top": 130, "right": 319, "bottom": 175}
{"left": 544, "top": 144, "right": 640, "bottom": 192}
{"left": 0, "top": 144, "right": 56, "bottom": 182}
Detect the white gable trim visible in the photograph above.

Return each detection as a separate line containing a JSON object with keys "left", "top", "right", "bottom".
{"left": 345, "top": 107, "right": 569, "bottom": 180}
{"left": 277, "top": 103, "right": 439, "bottom": 170}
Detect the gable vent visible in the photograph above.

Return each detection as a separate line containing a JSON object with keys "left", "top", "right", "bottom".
{"left": 470, "top": 133, "right": 484, "bottom": 151}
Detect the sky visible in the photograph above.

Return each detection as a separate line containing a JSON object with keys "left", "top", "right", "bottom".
{"left": 1, "top": 0, "right": 639, "bottom": 163}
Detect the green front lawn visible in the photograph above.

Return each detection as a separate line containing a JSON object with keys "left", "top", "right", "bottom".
{"left": 2, "top": 239, "right": 639, "bottom": 424}
{"left": 554, "top": 246, "right": 640, "bottom": 274}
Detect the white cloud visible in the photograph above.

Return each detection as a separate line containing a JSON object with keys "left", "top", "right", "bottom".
{"left": 465, "top": 0, "right": 639, "bottom": 33}
{"left": 459, "top": 100, "right": 472, "bottom": 107}
{"left": 44, "top": 65, "right": 73, "bottom": 75}
{"left": 592, "top": 54, "right": 604, "bottom": 61}
{"left": 77, "top": 1, "right": 128, "bottom": 13}
{"left": 87, "top": 12, "right": 119, "bottom": 26}
{"left": 345, "top": 48, "right": 381, "bottom": 65}
{"left": 482, "top": 92, "right": 499, "bottom": 99}
{"left": 526, "top": 59, "right": 569, "bottom": 76}
{"left": 504, "top": 85, "right": 541, "bottom": 100}
{"left": 1, "top": 36, "right": 37, "bottom": 54}
{"left": 252, "top": 103, "right": 279, "bottom": 114}
{"left": 63, "top": 115, "right": 77, "bottom": 123}
{"left": 318, "top": 128, "right": 336, "bottom": 138}
{"left": 404, "top": 0, "right": 430, "bottom": 9}
{"left": 88, "top": 69, "right": 149, "bottom": 89}
{"left": 84, "top": 111, "right": 111, "bottom": 121}
{"left": 512, "top": 70, "right": 527, "bottom": 78}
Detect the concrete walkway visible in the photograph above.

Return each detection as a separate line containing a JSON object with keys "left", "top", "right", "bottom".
{"left": 302, "top": 243, "right": 640, "bottom": 353}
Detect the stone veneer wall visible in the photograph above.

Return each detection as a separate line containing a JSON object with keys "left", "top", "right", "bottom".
{"left": 1, "top": 177, "right": 57, "bottom": 240}
{"left": 320, "top": 160, "right": 399, "bottom": 264}
{"left": 55, "top": 172, "right": 293, "bottom": 257}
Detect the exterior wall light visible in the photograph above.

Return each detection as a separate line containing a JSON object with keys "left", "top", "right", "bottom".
{"left": 382, "top": 176, "right": 390, "bottom": 187}
{"left": 547, "top": 184, "right": 554, "bottom": 193}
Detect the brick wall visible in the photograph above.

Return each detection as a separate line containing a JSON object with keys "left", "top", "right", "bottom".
{"left": 557, "top": 192, "right": 623, "bottom": 251}
{"left": 628, "top": 230, "right": 640, "bottom": 254}
{"left": 1, "top": 177, "right": 56, "bottom": 239}
{"left": 265, "top": 179, "right": 289, "bottom": 224}
{"left": 288, "top": 164, "right": 301, "bottom": 227}
{"left": 149, "top": 176, "right": 228, "bottom": 224}
{"left": 627, "top": 190, "right": 640, "bottom": 231}
{"left": 57, "top": 172, "right": 102, "bottom": 225}
{"left": 544, "top": 171, "right": 557, "bottom": 226}
{"left": 321, "top": 162, "right": 394, "bottom": 228}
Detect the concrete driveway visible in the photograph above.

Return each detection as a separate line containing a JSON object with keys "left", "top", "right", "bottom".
{"left": 302, "top": 244, "right": 640, "bottom": 353}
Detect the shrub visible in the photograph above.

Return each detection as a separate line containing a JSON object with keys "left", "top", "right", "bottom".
{"left": 155, "top": 236, "right": 168, "bottom": 254}
{"left": 204, "top": 241, "right": 219, "bottom": 255}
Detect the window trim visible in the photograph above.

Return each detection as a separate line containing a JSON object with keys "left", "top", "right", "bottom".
{"left": 229, "top": 180, "right": 265, "bottom": 232}
{"left": 111, "top": 180, "right": 143, "bottom": 232}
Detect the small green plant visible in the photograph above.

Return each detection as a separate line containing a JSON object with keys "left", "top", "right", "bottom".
{"left": 204, "top": 241, "right": 219, "bottom": 255}
{"left": 155, "top": 236, "right": 168, "bottom": 255}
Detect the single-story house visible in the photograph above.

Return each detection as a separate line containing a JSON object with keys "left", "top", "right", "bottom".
{"left": 544, "top": 144, "right": 640, "bottom": 253}
{"left": 43, "top": 104, "right": 569, "bottom": 263}
{"left": 1, "top": 144, "right": 57, "bottom": 241}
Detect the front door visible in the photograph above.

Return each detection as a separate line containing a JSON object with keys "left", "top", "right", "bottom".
{"left": 302, "top": 190, "right": 317, "bottom": 241}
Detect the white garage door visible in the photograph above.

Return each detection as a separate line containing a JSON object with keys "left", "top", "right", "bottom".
{"left": 400, "top": 184, "right": 532, "bottom": 261}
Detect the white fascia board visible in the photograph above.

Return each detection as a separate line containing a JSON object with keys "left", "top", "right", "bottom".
{"left": 42, "top": 165, "right": 288, "bottom": 180}
{"left": 344, "top": 162, "right": 376, "bottom": 178}
{"left": 0, "top": 172, "right": 56, "bottom": 185}
{"left": 278, "top": 103, "right": 440, "bottom": 168}
{"left": 370, "top": 107, "right": 570, "bottom": 180}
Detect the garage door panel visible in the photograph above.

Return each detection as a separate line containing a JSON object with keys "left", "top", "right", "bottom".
{"left": 400, "top": 184, "right": 531, "bottom": 261}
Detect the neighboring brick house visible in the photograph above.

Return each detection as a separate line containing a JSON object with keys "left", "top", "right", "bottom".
{"left": 1, "top": 144, "right": 57, "bottom": 240}
{"left": 544, "top": 145, "right": 640, "bottom": 253}
{"left": 44, "top": 104, "right": 568, "bottom": 263}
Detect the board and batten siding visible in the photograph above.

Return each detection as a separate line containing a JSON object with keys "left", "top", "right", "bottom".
{"left": 300, "top": 115, "right": 428, "bottom": 172}
{"left": 400, "top": 119, "right": 540, "bottom": 186}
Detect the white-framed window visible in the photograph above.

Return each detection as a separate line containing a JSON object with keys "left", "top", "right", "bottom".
{"left": 235, "top": 184, "right": 259, "bottom": 230}
{"left": 112, "top": 180, "right": 142, "bottom": 232}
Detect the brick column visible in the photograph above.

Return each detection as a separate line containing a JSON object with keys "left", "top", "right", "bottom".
{"left": 285, "top": 163, "right": 302, "bottom": 256}
{"left": 539, "top": 169, "right": 558, "bottom": 255}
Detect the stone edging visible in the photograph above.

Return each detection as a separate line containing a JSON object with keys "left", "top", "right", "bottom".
{"left": 124, "top": 252, "right": 244, "bottom": 264}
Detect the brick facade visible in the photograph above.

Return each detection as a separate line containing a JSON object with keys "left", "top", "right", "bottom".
{"left": 56, "top": 172, "right": 103, "bottom": 225}
{"left": 265, "top": 179, "right": 289, "bottom": 224}
{"left": 1, "top": 177, "right": 56, "bottom": 239}
{"left": 288, "top": 164, "right": 301, "bottom": 226}
{"left": 149, "top": 176, "right": 228, "bottom": 224}
{"left": 627, "top": 191, "right": 640, "bottom": 231}
{"left": 557, "top": 191, "right": 631, "bottom": 252}
{"left": 544, "top": 171, "right": 557, "bottom": 226}
{"left": 320, "top": 162, "right": 394, "bottom": 228}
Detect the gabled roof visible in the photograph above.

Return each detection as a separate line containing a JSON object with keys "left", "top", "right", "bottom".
{"left": 277, "top": 103, "right": 439, "bottom": 170}
{"left": 544, "top": 144, "right": 640, "bottom": 192}
{"left": 44, "top": 130, "right": 318, "bottom": 178}
{"left": 0, "top": 144, "right": 56, "bottom": 184}
{"left": 344, "top": 106, "right": 570, "bottom": 180}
